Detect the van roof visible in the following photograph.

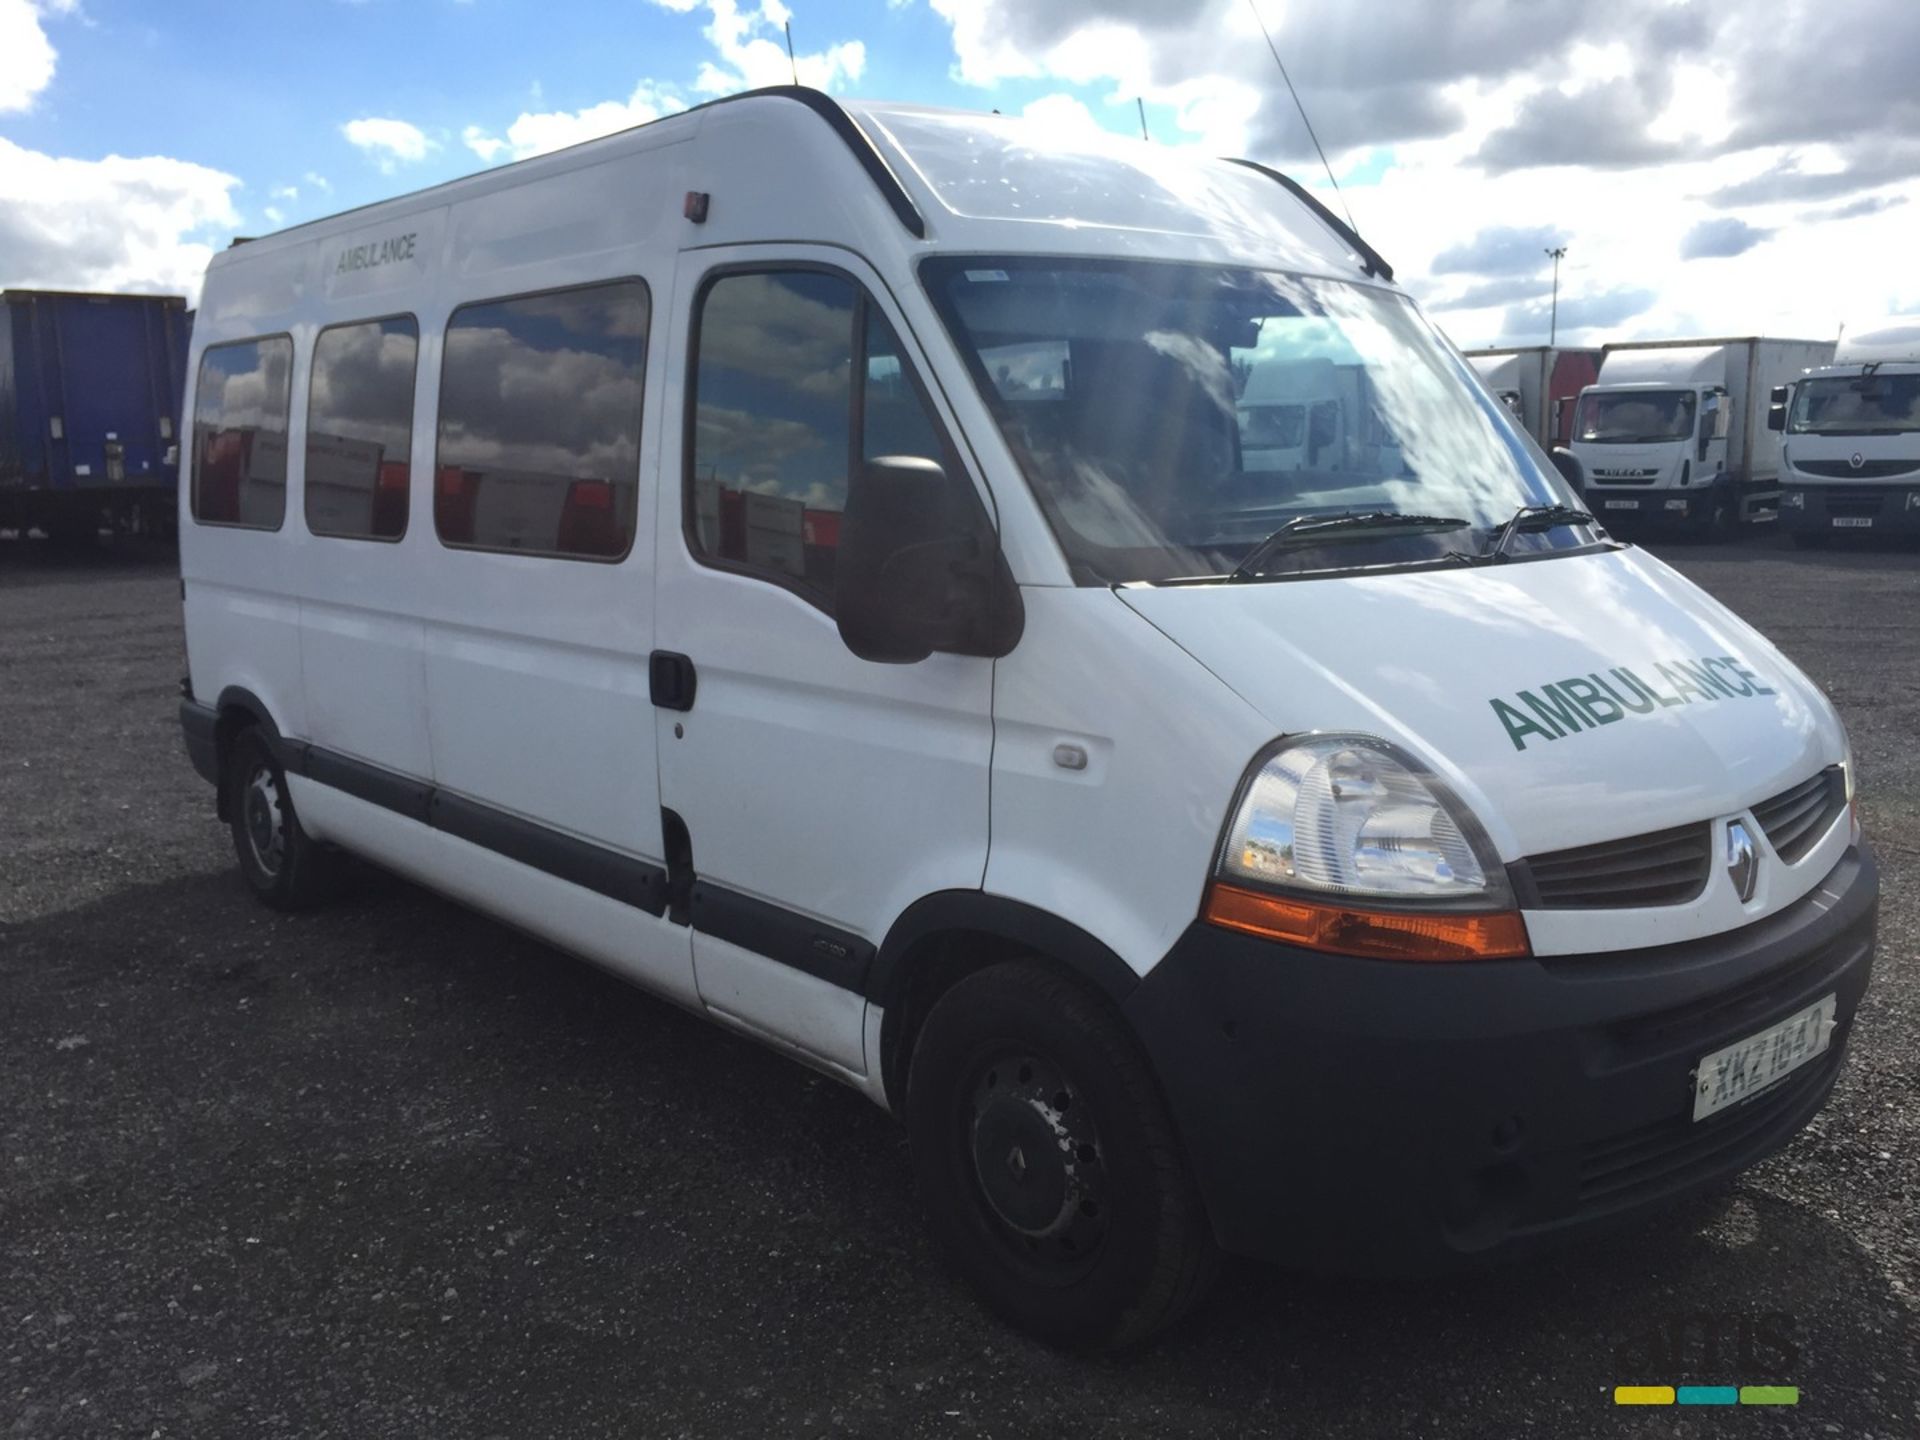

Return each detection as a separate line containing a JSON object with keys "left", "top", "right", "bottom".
{"left": 207, "top": 86, "right": 1387, "bottom": 288}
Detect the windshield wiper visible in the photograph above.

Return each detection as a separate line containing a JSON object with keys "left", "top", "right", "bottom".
{"left": 1481, "top": 503, "right": 1595, "bottom": 563}
{"left": 1228, "top": 512, "right": 1471, "bottom": 582}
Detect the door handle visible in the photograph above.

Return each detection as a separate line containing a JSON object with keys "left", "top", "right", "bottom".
{"left": 650, "top": 650, "right": 697, "bottom": 712}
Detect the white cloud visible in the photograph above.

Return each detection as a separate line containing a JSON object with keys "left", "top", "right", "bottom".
{"left": 463, "top": 82, "right": 684, "bottom": 164}
{"left": 1020, "top": 94, "right": 1107, "bottom": 141}
{"left": 0, "top": 135, "right": 240, "bottom": 301}
{"left": 672, "top": 0, "right": 865, "bottom": 96}
{"left": 270, "top": 183, "right": 299, "bottom": 201}
{"left": 920, "top": 0, "right": 1920, "bottom": 346}
{"left": 304, "top": 170, "right": 333, "bottom": 193}
{"left": 0, "top": 0, "right": 75, "bottom": 113}
{"left": 458, "top": 2, "right": 863, "bottom": 169}
{"left": 341, "top": 117, "right": 436, "bottom": 172}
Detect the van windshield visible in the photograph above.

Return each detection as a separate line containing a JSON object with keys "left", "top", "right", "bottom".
{"left": 1788, "top": 373, "right": 1920, "bottom": 435}
{"left": 1574, "top": 390, "right": 1698, "bottom": 444}
{"left": 919, "top": 257, "right": 1588, "bottom": 583}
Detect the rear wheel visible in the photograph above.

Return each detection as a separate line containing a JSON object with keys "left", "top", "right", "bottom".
{"left": 224, "top": 727, "right": 339, "bottom": 909}
{"left": 905, "top": 961, "right": 1217, "bottom": 1350}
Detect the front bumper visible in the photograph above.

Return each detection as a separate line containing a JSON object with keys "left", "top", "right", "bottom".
{"left": 1126, "top": 846, "right": 1877, "bottom": 1274}
{"left": 1779, "top": 483, "right": 1920, "bottom": 535}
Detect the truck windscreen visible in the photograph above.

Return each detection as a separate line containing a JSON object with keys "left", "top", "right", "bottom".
{"left": 920, "top": 256, "right": 1585, "bottom": 584}
{"left": 1789, "top": 374, "right": 1920, "bottom": 435}
{"left": 1574, "top": 390, "right": 1697, "bottom": 445}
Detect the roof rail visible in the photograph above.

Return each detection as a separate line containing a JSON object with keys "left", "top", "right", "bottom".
{"left": 1223, "top": 158, "right": 1392, "bottom": 282}
{"left": 736, "top": 86, "right": 926, "bottom": 239}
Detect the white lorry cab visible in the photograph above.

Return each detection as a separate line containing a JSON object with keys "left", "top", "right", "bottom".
{"left": 1569, "top": 338, "right": 1834, "bottom": 538}
{"left": 1771, "top": 324, "right": 1920, "bottom": 545}
{"left": 176, "top": 89, "right": 1878, "bottom": 1350}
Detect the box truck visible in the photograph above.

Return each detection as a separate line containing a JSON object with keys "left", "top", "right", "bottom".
{"left": 1568, "top": 337, "right": 1834, "bottom": 538}
{"left": 1771, "top": 323, "right": 1920, "bottom": 545}
{"left": 1463, "top": 346, "right": 1601, "bottom": 449}
{"left": 0, "top": 289, "right": 191, "bottom": 543}
{"left": 174, "top": 86, "right": 1873, "bottom": 1347}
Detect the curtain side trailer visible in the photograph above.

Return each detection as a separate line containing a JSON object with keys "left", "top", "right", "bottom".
{"left": 0, "top": 290, "right": 191, "bottom": 540}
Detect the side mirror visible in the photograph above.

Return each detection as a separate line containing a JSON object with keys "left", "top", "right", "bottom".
{"left": 1769, "top": 385, "right": 1789, "bottom": 406}
{"left": 1550, "top": 446, "right": 1585, "bottom": 494}
{"left": 1767, "top": 404, "right": 1787, "bottom": 433}
{"left": 835, "top": 456, "right": 1015, "bottom": 665}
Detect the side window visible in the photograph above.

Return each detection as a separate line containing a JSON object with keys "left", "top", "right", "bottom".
{"left": 434, "top": 279, "right": 649, "bottom": 560}
{"left": 689, "top": 269, "right": 955, "bottom": 606}
{"left": 192, "top": 336, "right": 293, "bottom": 529}
{"left": 306, "top": 315, "right": 418, "bottom": 541}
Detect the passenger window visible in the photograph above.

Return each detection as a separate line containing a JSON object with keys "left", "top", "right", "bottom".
{"left": 192, "top": 336, "right": 293, "bottom": 529}
{"left": 434, "top": 280, "right": 649, "bottom": 560}
{"left": 689, "top": 269, "right": 953, "bottom": 606}
{"left": 306, "top": 315, "right": 418, "bottom": 541}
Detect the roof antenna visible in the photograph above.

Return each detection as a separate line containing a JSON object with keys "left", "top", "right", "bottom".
{"left": 1244, "top": 0, "right": 1358, "bottom": 235}
{"left": 784, "top": 20, "right": 798, "bottom": 86}
{"left": 1137, "top": 98, "right": 1151, "bottom": 142}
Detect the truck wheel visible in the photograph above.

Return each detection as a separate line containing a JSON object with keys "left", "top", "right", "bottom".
{"left": 905, "top": 961, "right": 1218, "bottom": 1351}
{"left": 1689, "top": 493, "right": 1736, "bottom": 543}
{"left": 224, "top": 728, "right": 339, "bottom": 910}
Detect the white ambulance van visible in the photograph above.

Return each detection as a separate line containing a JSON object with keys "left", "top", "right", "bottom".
{"left": 177, "top": 88, "right": 1878, "bottom": 1349}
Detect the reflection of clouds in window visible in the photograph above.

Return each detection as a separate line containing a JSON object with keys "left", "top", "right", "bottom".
{"left": 200, "top": 340, "right": 292, "bottom": 434}
{"left": 309, "top": 319, "right": 417, "bottom": 460}
{"left": 193, "top": 336, "right": 292, "bottom": 528}
{"left": 438, "top": 285, "right": 646, "bottom": 483}
{"left": 697, "top": 272, "right": 854, "bottom": 402}
{"left": 434, "top": 280, "right": 648, "bottom": 559}
{"left": 693, "top": 272, "right": 853, "bottom": 513}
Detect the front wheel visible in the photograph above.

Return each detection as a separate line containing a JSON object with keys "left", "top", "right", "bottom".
{"left": 224, "top": 728, "right": 340, "bottom": 909}
{"left": 905, "top": 961, "right": 1218, "bottom": 1350}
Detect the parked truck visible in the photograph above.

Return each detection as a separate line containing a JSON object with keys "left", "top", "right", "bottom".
{"left": 1567, "top": 337, "right": 1834, "bottom": 538}
{"left": 0, "top": 289, "right": 191, "bottom": 543}
{"left": 1462, "top": 345, "right": 1601, "bottom": 449}
{"left": 1770, "top": 323, "right": 1920, "bottom": 546}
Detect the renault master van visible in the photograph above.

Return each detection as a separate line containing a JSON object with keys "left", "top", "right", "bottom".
{"left": 177, "top": 88, "right": 1878, "bottom": 1350}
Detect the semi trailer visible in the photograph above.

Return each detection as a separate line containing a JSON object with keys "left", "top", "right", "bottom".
{"left": 1771, "top": 324, "right": 1920, "bottom": 544}
{"left": 1567, "top": 337, "right": 1833, "bottom": 538}
{"left": 0, "top": 289, "right": 191, "bottom": 543}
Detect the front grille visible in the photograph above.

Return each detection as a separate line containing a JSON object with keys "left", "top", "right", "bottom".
{"left": 1521, "top": 822, "right": 1712, "bottom": 909}
{"left": 1753, "top": 766, "right": 1846, "bottom": 864}
{"left": 1587, "top": 470, "right": 1660, "bottom": 486}
{"left": 1824, "top": 488, "right": 1886, "bottom": 517}
{"left": 1576, "top": 1050, "right": 1838, "bottom": 1209}
{"left": 1794, "top": 459, "right": 1918, "bottom": 480}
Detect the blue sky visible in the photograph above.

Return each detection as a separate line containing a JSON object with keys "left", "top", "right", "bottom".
{"left": 4, "top": 0, "right": 1916, "bottom": 346}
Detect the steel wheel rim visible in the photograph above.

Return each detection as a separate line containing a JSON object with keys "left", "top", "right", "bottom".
{"left": 965, "top": 1049, "right": 1110, "bottom": 1278}
{"left": 243, "top": 764, "right": 287, "bottom": 877}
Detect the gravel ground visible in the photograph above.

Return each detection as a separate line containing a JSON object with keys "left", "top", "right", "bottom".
{"left": 2, "top": 531, "right": 1916, "bottom": 1438}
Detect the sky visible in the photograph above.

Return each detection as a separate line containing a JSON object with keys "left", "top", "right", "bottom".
{"left": 2, "top": 0, "right": 1916, "bottom": 348}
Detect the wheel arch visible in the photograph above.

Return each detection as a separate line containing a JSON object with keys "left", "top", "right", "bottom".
{"left": 212, "top": 685, "right": 286, "bottom": 822}
{"left": 871, "top": 891, "right": 1144, "bottom": 1110}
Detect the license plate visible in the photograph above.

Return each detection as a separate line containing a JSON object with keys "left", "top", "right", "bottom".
{"left": 1833, "top": 517, "right": 1873, "bottom": 528}
{"left": 1692, "top": 994, "right": 1837, "bottom": 1121}
{"left": 1604, "top": 499, "right": 1639, "bottom": 510}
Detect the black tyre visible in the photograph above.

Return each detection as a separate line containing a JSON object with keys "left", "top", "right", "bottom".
{"left": 224, "top": 727, "right": 339, "bottom": 909}
{"left": 905, "top": 961, "right": 1218, "bottom": 1350}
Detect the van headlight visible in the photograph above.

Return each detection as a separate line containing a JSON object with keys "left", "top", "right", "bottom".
{"left": 1204, "top": 736, "right": 1528, "bottom": 960}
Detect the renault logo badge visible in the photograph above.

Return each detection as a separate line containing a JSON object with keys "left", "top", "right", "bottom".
{"left": 1726, "top": 820, "right": 1760, "bottom": 902}
{"left": 1850, "top": 452, "right": 1865, "bottom": 470}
